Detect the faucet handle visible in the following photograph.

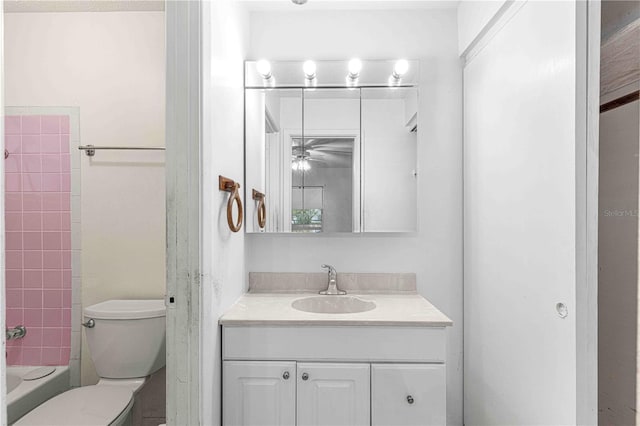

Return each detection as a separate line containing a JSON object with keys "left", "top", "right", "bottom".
{"left": 321, "top": 264, "right": 336, "bottom": 276}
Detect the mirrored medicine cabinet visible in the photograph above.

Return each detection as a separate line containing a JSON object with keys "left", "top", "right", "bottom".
{"left": 245, "top": 60, "right": 419, "bottom": 234}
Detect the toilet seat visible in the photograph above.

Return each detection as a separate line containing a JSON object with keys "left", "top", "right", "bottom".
{"left": 14, "top": 385, "right": 134, "bottom": 426}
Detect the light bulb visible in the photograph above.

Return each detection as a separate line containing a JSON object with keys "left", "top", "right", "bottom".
{"left": 348, "top": 58, "right": 362, "bottom": 79}
{"left": 292, "top": 156, "right": 311, "bottom": 171}
{"left": 393, "top": 59, "right": 409, "bottom": 79}
{"left": 303, "top": 60, "right": 317, "bottom": 80}
{"left": 256, "top": 60, "right": 272, "bottom": 80}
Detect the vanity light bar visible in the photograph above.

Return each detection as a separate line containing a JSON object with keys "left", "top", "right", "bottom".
{"left": 348, "top": 58, "right": 362, "bottom": 80}
{"left": 248, "top": 59, "right": 417, "bottom": 87}
{"left": 256, "top": 60, "right": 272, "bottom": 80}
{"left": 303, "top": 61, "right": 316, "bottom": 80}
{"left": 303, "top": 60, "right": 317, "bottom": 81}
{"left": 392, "top": 59, "right": 409, "bottom": 80}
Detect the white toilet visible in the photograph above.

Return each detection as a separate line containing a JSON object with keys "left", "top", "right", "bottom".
{"left": 16, "top": 299, "right": 166, "bottom": 426}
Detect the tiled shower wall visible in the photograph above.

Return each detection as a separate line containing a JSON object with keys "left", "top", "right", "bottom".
{"left": 5, "top": 115, "right": 72, "bottom": 365}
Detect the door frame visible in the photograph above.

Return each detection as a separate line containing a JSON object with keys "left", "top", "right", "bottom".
{"left": 1, "top": 5, "right": 7, "bottom": 426}
{"left": 577, "top": 1, "right": 600, "bottom": 422}
{"left": 165, "top": 0, "right": 202, "bottom": 424}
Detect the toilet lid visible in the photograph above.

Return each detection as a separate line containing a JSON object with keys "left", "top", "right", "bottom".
{"left": 15, "top": 385, "right": 133, "bottom": 426}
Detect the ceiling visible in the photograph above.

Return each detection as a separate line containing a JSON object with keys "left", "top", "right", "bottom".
{"left": 4, "top": 0, "right": 456, "bottom": 14}
{"left": 4, "top": 0, "right": 164, "bottom": 13}
{"left": 237, "top": 0, "right": 457, "bottom": 12}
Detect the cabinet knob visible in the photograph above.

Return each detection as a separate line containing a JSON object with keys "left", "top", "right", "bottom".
{"left": 302, "top": 373, "right": 309, "bottom": 381}
{"left": 282, "top": 371, "right": 290, "bottom": 380}
{"left": 407, "top": 395, "right": 414, "bottom": 404}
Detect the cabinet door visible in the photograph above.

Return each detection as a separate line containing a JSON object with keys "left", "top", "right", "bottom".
{"left": 371, "top": 364, "right": 446, "bottom": 426}
{"left": 223, "top": 361, "right": 296, "bottom": 426}
{"left": 297, "top": 363, "right": 370, "bottom": 426}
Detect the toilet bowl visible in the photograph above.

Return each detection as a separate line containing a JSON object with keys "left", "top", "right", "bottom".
{"left": 15, "top": 299, "right": 166, "bottom": 426}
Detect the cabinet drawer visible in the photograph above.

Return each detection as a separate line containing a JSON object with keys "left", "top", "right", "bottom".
{"left": 223, "top": 326, "right": 446, "bottom": 362}
{"left": 371, "top": 364, "right": 446, "bottom": 426}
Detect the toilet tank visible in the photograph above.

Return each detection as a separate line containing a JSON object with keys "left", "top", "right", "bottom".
{"left": 84, "top": 299, "right": 166, "bottom": 379}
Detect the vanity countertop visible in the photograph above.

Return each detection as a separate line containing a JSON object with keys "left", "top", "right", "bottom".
{"left": 219, "top": 293, "right": 453, "bottom": 327}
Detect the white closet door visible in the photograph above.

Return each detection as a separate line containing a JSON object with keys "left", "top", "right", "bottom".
{"left": 297, "top": 363, "right": 370, "bottom": 426}
{"left": 463, "top": 0, "right": 598, "bottom": 424}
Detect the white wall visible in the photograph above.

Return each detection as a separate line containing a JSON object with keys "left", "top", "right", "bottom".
{"left": 4, "top": 12, "right": 166, "bottom": 385}
{"left": 201, "top": 0, "right": 249, "bottom": 424}
{"left": 245, "top": 9, "right": 463, "bottom": 424}
{"left": 599, "top": 99, "right": 639, "bottom": 426}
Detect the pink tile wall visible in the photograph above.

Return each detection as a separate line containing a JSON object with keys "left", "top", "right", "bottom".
{"left": 5, "top": 115, "right": 72, "bottom": 366}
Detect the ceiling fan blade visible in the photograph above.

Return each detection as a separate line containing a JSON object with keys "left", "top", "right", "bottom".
{"left": 305, "top": 138, "right": 354, "bottom": 148}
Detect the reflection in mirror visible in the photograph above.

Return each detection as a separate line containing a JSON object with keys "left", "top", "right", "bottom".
{"left": 361, "top": 87, "right": 417, "bottom": 232}
{"left": 292, "top": 136, "right": 355, "bottom": 233}
{"left": 299, "top": 89, "right": 360, "bottom": 233}
{"left": 244, "top": 63, "right": 418, "bottom": 234}
{"left": 245, "top": 89, "right": 302, "bottom": 233}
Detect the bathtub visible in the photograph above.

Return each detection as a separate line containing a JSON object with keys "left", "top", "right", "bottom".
{"left": 6, "top": 366, "right": 70, "bottom": 424}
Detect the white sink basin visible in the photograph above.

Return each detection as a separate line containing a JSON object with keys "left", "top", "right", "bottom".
{"left": 292, "top": 296, "right": 376, "bottom": 314}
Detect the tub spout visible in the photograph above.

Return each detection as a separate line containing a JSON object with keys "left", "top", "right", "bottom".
{"left": 6, "top": 325, "right": 26, "bottom": 340}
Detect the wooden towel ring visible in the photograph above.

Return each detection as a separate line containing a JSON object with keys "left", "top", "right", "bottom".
{"left": 219, "top": 176, "right": 243, "bottom": 233}
{"left": 252, "top": 189, "right": 266, "bottom": 229}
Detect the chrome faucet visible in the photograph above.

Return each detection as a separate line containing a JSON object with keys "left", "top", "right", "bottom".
{"left": 319, "top": 264, "right": 346, "bottom": 295}
{"left": 6, "top": 325, "right": 26, "bottom": 341}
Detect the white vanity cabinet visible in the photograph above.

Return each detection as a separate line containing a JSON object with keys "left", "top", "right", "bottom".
{"left": 223, "top": 361, "right": 296, "bottom": 426}
{"left": 297, "top": 363, "right": 370, "bottom": 426}
{"left": 221, "top": 325, "right": 448, "bottom": 426}
{"left": 371, "top": 364, "right": 446, "bottom": 426}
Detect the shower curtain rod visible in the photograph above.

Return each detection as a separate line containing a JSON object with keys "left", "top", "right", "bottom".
{"left": 78, "top": 144, "right": 165, "bottom": 157}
